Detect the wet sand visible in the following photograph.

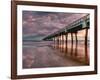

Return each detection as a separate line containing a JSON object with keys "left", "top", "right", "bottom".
{"left": 23, "top": 41, "right": 88, "bottom": 69}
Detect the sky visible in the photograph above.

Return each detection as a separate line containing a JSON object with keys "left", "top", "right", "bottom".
{"left": 22, "top": 11, "right": 88, "bottom": 40}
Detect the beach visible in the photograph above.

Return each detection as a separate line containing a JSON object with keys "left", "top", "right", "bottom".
{"left": 22, "top": 40, "right": 89, "bottom": 68}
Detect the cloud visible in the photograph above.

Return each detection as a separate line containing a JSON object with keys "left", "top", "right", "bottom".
{"left": 22, "top": 11, "right": 88, "bottom": 40}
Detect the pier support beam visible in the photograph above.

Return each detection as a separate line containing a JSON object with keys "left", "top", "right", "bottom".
{"left": 85, "top": 28, "right": 88, "bottom": 64}
{"left": 61, "top": 34, "right": 62, "bottom": 51}
{"left": 62, "top": 34, "right": 64, "bottom": 52}
{"left": 58, "top": 35, "right": 60, "bottom": 49}
{"left": 65, "top": 33, "right": 68, "bottom": 54}
{"left": 71, "top": 33, "right": 74, "bottom": 56}
{"left": 54, "top": 37, "right": 55, "bottom": 48}
{"left": 54, "top": 37, "right": 57, "bottom": 48}
{"left": 60, "top": 34, "right": 62, "bottom": 51}
{"left": 59, "top": 34, "right": 61, "bottom": 50}
{"left": 75, "top": 32, "right": 78, "bottom": 56}
{"left": 57, "top": 36, "right": 59, "bottom": 48}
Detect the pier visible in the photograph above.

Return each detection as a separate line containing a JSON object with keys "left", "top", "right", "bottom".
{"left": 43, "top": 14, "right": 90, "bottom": 65}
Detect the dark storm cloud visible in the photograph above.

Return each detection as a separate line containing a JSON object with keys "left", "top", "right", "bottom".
{"left": 22, "top": 11, "right": 88, "bottom": 40}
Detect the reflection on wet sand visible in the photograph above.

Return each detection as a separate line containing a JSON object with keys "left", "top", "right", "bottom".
{"left": 54, "top": 41, "right": 89, "bottom": 64}
{"left": 23, "top": 41, "right": 89, "bottom": 69}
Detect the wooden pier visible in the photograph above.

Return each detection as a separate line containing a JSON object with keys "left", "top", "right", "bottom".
{"left": 43, "top": 14, "right": 90, "bottom": 64}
